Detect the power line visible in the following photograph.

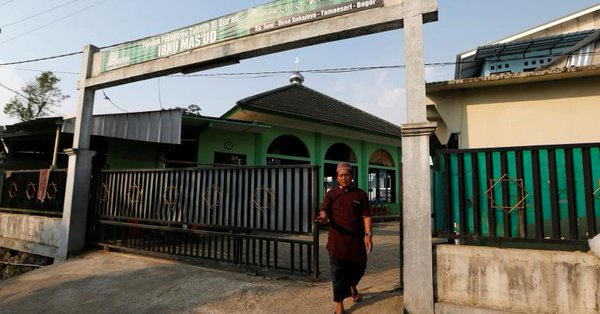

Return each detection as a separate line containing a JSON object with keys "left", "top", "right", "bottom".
{"left": 173, "top": 72, "right": 286, "bottom": 79}
{"left": 0, "top": 0, "right": 15, "bottom": 8}
{"left": 101, "top": 90, "right": 127, "bottom": 113}
{"left": 157, "top": 78, "right": 163, "bottom": 110}
{"left": 0, "top": 39, "right": 138, "bottom": 67}
{"left": 0, "top": 81, "right": 28, "bottom": 99}
{"left": 3, "top": 41, "right": 600, "bottom": 68}
{"left": 45, "top": 107, "right": 64, "bottom": 116}
{"left": 0, "top": 51, "right": 83, "bottom": 66}
{"left": 174, "top": 64, "right": 422, "bottom": 78}
{"left": 1, "top": 49, "right": 599, "bottom": 78}
{"left": 1, "top": 0, "right": 82, "bottom": 29}
{"left": 0, "top": 66, "right": 79, "bottom": 75}
{"left": 0, "top": 81, "right": 64, "bottom": 116}
{"left": 0, "top": 0, "right": 109, "bottom": 44}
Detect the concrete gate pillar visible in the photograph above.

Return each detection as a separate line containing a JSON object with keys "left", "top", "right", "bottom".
{"left": 56, "top": 45, "right": 98, "bottom": 261}
{"left": 401, "top": 13, "right": 437, "bottom": 314}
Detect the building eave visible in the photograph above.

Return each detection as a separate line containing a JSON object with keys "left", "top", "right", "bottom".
{"left": 427, "top": 64, "right": 600, "bottom": 93}
{"left": 458, "top": 4, "right": 600, "bottom": 60}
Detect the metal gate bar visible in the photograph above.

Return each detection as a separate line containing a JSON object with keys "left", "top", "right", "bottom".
{"left": 90, "top": 221, "right": 317, "bottom": 276}
{"left": 88, "top": 165, "right": 320, "bottom": 278}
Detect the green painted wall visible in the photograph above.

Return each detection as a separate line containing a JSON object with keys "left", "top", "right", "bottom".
{"left": 288, "top": 131, "right": 401, "bottom": 214}
{"left": 197, "top": 128, "right": 257, "bottom": 165}
{"left": 106, "top": 139, "right": 165, "bottom": 169}
{"left": 260, "top": 126, "right": 315, "bottom": 164}
{"left": 194, "top": 124, "right": 402, "bottom": 215}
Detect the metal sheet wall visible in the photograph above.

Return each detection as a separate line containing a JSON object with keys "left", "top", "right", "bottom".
{"left": 62, "top": 109, "right": 183, "bottom": 144}
{"left": 90, "top": 165, "right": 318, "bottom": 234}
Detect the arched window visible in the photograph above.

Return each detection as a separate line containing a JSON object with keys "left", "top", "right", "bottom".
{"left": 324, "top": 143, "right": 356, "bottom": 162}
{"left": 369, "top": 149, "right": 394, "bottom": 167}
{"left": 368, "top": 149, "right": 396, "bottom": 207}
{"left": 323, "top": 143, "right": 357, "bottom": 193}
{"left": 266, "top": 135, "right": 310, "bottom": 165}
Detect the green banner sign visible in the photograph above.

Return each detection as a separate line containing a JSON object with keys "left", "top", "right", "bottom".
{"left": 100, "top": 0, "right": 383, "bottom": 73}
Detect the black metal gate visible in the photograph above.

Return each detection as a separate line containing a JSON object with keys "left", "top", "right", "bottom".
{"left": 87, "top": 165, "right": 320, "bottom": 278}
{"left": 0, "top": 169, "right": 67, "bottom": 217}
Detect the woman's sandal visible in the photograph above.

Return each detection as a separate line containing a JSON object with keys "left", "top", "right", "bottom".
{"left": 350, "top": 286, "right": 363, "bottom": 302}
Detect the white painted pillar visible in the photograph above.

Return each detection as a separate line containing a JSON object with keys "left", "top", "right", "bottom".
{"left": 56, "top": 45, "right": 98, "bottom": 261}
{"left": 401, "top": 13, "right": 437, "bottom": 314}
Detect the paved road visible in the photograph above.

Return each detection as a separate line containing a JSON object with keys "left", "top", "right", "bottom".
{"left": 0, "top": 221, "right": 402, "bottom": 314}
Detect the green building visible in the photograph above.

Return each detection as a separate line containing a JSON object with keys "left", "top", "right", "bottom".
{"left": 0, "top": 75, "right": 403, "bottom": 215}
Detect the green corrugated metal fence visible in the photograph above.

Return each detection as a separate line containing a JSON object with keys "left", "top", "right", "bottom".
{"left": 433, "top": 143, "right": 600, "bottom": 250}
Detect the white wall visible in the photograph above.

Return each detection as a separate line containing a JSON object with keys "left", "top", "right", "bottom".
{"left": 0, "top": 213, "right": 61, "bottom": 258}
{"left": 436, "top": 244, "right": 600, "bottom": 313}
{"left": 427, "top": 74, "right": 600, "bottom": 149}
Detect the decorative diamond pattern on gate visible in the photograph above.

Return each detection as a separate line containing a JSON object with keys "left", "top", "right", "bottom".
{"left": 485, "top": 174, "right": 529, "bottom": 214}
{"left": 203, "top": 184, "right": 222, "bottom": 210}
{"left": 127, "top": 185, "right": 143, "bottom": 204}
{"left": 25, "top": 182, "right": 37, "bottom": 200}
{"left": 97, "top": 183, "right": 110, "bottom": 203}
{"left": 46, "top": 182, "right": 58, "bottom": 200}
{"left": 253, "top": 185, "right": 275, "bottom": 213}
{"left": 8, "top": 182, "right": 18, "bottom": 199}
{"left": 162, "top": 185, "right": 179, "bottom": 208}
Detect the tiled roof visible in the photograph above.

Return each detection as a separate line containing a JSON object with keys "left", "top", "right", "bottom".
{"left": 235, "top": 84, "right": 401, "bottom": 137}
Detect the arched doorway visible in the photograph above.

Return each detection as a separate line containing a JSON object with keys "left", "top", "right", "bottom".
{"left": 323, "top": 143, "right": 356, "bottom": 194}
{"left": 266, "top": 135, "right": 310, "bottom": 165}
{"left": 368, "top": 149, "right": 396, "bottom": 216}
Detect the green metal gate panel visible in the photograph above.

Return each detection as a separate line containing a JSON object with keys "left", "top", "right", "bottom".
{"left": 433, "top": 143, "right": 600, "bottom": 250}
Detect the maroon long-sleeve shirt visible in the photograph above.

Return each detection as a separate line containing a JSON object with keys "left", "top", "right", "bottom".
{"left": 320, "top": 184, "right": 371, "bottom": 263}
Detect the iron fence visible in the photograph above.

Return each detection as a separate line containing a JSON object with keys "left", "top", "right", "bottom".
{"left": 88, "top": 165, "right": 320, "bottom": 278}
{"left": 433, "top": 143, "right": 600, "bottom": 251}
{"left": 0, "top": 169, "right": 67, "bottom": 217}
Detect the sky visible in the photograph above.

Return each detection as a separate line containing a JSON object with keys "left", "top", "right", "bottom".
{"left": 1, "top": 0, "right": 599, "bottom": 127}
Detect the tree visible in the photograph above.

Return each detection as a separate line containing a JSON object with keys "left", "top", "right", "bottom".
{"left": 3, "top": 71, "right": 69, "bottom": 122}
{"left": 185, "top": 104, "right": 202, "bottom": 116}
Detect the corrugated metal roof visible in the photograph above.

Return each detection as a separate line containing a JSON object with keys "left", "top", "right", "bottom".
{"left": 567, "top": 42, "right": 596, "bottom": 67}
{"left": 475, "top": 30, "right": 595, "bottom": 60}
{"left": 458, "top": 4, "right": 600, "bottom": 61}
{"left": 62, "top": 109, "right": 183, "bottom": 144}
{"left": 234, "top": 84, "right": 402, "bottom": 137}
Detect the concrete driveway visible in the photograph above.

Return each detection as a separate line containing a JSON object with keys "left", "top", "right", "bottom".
{"left": 0, "top": 222, "right": 402, "bottom": 314}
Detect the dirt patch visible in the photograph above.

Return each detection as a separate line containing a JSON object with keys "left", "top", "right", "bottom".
{"left": 0, "top": 248, "right": 53, "bottom": 280}
{"left": 0, "top": 250, "right": 403, "bottom": 313}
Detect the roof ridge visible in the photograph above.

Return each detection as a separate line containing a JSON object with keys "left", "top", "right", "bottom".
{"left": 237, "top": 84, "right": 296, "bottom": 105}
{"left": 299, "top": 85, "right": 401, "bottom": 130}
{"left": 233, "top": 83, "right": 401, "bottom": 137}
{"left": 241, "top": 83, "right": 400, "bottom": 129}
{"left": 246, "top": 84, "right": 398, "bottom": 127}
